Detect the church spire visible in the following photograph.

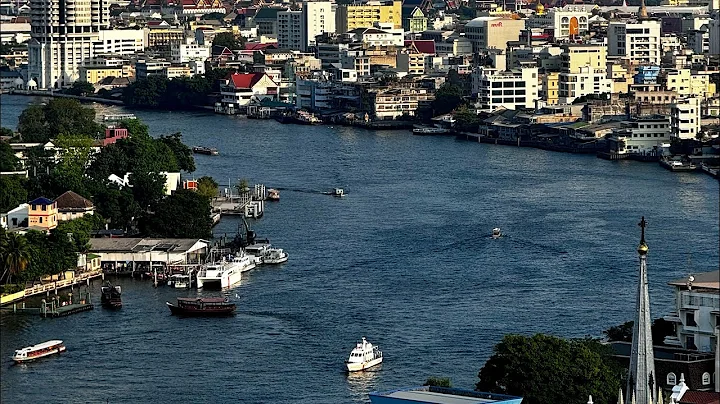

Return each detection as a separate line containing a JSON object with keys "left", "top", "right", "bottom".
{"left": 627, "top": 217, "right": 656, "bottom": 404}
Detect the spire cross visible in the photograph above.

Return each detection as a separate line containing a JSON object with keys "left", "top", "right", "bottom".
{"left": 638, "top": 217, "right": 647, "bottom": 244}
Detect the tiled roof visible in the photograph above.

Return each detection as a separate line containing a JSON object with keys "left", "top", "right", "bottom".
{"left": 244, "top": 42, "right": 277, "bottom": 50}
{"left": 55, "top": 191, "right": 94, "bottom": 210}
{"left": 254, "top": 7, "right": 281, "bottom": 19}
{"left": 30, "top": 197, "right": 54, "bottom": 206}
{"left": 229, "top": 73, "right": 264, "bottom": 89}
{"left": 679, "top": 392, "right": 720, "bottom": 404}
{"left": 405, "top": 40, "right": 435, "bottom": 54}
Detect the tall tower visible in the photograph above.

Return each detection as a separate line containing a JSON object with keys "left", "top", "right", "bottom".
{"left": 626, "top": 217, "right": 656, "bottom": 404}
{"left": 638, "top": 0, "right": 648, "bottom": 19}
{"left": 27, "top": 0, "right": 110, "bottom": 89}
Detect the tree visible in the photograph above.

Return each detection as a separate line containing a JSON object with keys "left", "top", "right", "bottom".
{"left": 142, "top": 189, "right": 212, "bottom": 238}
{"left": 476, "top": 334, "right": 623, "bottom": 404}
{"left": 1, "top": 232, "right": 31, "bottom": 284}
{"left": 453, "top": 105, "right": 480, "bottom": 133}
{"left": 17, "top": 99, "right": 102, "bottom": 142}
{"left": 432, "top": 83, "right": 464, "bottom": 116}
{"left": 603, "top": 318, "right": 675, "bottom": 346}
{"left": 130, "top": 171, "right": 167, "bottom": 210}
{"left": 0, "top": 127, "right": 14, "bottom": 138}
{"left": 0, "top": 140, "right": 21, "bottom": 171}
{"left": 206, "top": 67, "right": 236, "bottom": 92}
{"left": 197, "top": 176, "right": 219, "bottom": 200}
{"left": 158, "top": 132, "right": 196, "bottom": 173}
{"left": 212, "top": 32, "right": 242, "bottom": 50}
{"left": 122, "top": 75, "right": 168, "bottom": 108}
{"left": 53, "top": 215, "right": 105, "bottom": 253}
{"left": 67, "top": 81, "right": 96, "bottom": 96}
{"left": 603, "top": 320, "right": 634, "bottom": 342}
{"left": 0, "top": 175, "right": 28, "bottom": 213}
{"left": 424, "top": 377, "right": 452, "bottom": 388}
{"left": 55, "top": 133, "right": 95, "bottom": 179}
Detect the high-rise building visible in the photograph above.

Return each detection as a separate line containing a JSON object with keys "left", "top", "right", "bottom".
{"left": 27, "top": 0, "right": 110, "bottom": 89}
{"left": 608, "top": 19, "right": 661, "bottom": 67}
{"left": 464, "top": 16, "right": 524, "bottom": 53}
{"left": 302, "top": 1, "right": 335, "bottom": 52}
{"left": 670, "top": 97, "right": 701, "bottom": 140}
{"left": 335, "top": 0, "right": 401, "bottom": 33}
{"left": 278, "top": 10, "right": 303, "bottom": 50}
{"left": 471, "top": 66, "right": 539, "bottom": 110}
{"left": 557, "top": 44, "right": 611, "bottom": 104}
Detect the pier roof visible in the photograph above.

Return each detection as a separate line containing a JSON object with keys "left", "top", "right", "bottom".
{"left": 89, "top": 238, "right": 209, "bottom": 254}
{"left": 369, "top": 386, "right": 523, "bottom": 404}
{"left": 668, "top": 270, "right": 719, "bottom": 290}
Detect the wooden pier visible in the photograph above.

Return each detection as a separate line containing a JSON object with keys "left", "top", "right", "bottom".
{"left": 40, "top": 291, "right": 93, "bottom": 318}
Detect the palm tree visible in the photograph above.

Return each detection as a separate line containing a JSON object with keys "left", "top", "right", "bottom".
{"left": 1, "top": 233, "right": 31, "bottom": 285}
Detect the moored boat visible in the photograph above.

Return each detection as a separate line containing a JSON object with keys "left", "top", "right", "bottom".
{"left": 12, "top": 340, "right": 66, "bottom": 363}
{"left": 192, "top": 146, "right": 219, "bottom": 156}
{"left": 166, "top": 298, "right": 236, "bottom": 316}
{"left": 412, "top": 126, "right": 449, "bottom": 135}
{"left": 345, "top": 337, "right": 383, "bottom": 372}
{"left": 267, "top": 189, "right": 280, "bottom": 201}
{"left": 196, "top": 254, "right": 254, "bottom": 289}
{"left": 100, "top": 282, "right": 122, "bottom": 308}
{"left": 492, "top": 228, "right": 502, "bottom": 239}
{"left": 168, "top": 274, "right": 191, "bottom": 288}
{"left": 262, "top": 248, "right": 288, "bottom": 264}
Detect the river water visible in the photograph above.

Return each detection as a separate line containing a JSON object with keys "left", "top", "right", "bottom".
{"left": 1, "top": 94, "right": 718, "bottom": 403}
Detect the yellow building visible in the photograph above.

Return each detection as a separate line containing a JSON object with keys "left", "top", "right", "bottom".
{"left": 79, "top": 66, "right": 125, "bottom": 84}
{"left": 336, "top": 0, "right": 402, "bottom": 33}
{"left": 542, "top": 72, "right": 559, "bottom": 105}
{"left": 664, "top": 70, "right": 716, "bottom": 98}
{"left": 28, "top": 197, "right": 58, "bottom": 230}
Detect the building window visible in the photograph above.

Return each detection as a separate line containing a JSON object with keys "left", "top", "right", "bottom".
{"left": 701, "top": 372, "right": 711, "bottom": 385}
{"left": 666, "top": 373, "right": 676, "bottom": 385}
{"left": 685, "top": 312, "right": 697, "bottom": 327}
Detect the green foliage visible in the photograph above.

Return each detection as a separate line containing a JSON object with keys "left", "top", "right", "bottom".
{"left": 206, "top": 67, "right": 236, "bottom": 92}
{"left": 89, "top": 183, "right": 139, "bottom": 231}
{"left": 0, "top": 127, "right": 14, "bottom": 138}
{"left": 17, "top": 99, "right": 102, "bottom": 142}
{"left": 212, "top": 32, "right": 242, "bottom": 50}
{"left": 0, "top": 140, "right": 21, "bottom": 171}
{"left": 476, "top": 334, "right": 623, "bottom": 404}
{"left": 424, "top": 377, "right": 452, "bottom": 388}
{"left": 201, "top": 12, "right": 225, "bottom": 21}
{"left": 22, "top": 230, "right": 77, "bottom": 282}
{"left": 604, "top": 320, "right": 633, "bottom": 342}
{"left": 66, "top": 81, "right": 96, "bottom": 96}
{"left": 123, "top": 75, "right": 212, "bottom": 109}
{"left": 432, "top": 83, "right": 464, "bottom": 116}
{"left": 0, "top": 230, "right": 31, "bottom": 284}
{"left": 197, "top": 176, "right": 219, "bottom": 200}
{"left": 0, "top": 175, "right": 28, "bottom": 213}
{"left": 141, "top": 189, "right": 212, "bottom": 239}
{"left": 54, "top": 215, "right": 105, "bottom": 253}
{"left": 130, "top": 171, "right": 167, "bottom": 210}
{"left": 604, "top": 318, "right": 676, "bottom": 345}
{"left": 158, "top": 132, "right": 196, "bottom": 173}
{"left": 236, "top": 178, "right": 249, "bottom": 195}
{"left": 55, "top": 133, "right": 95, "bottom": 177}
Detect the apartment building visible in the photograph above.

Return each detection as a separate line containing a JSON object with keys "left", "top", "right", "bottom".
{"left": 302, "top": 1, "right": 335, "bottom": 52}
{"left": 558, "top": 44, "right": 611, "bottom": 104}
{"left": 608, "top": 19, "right": 661, "bottom": 67}
{"left": 670, "top": 97, "right": 701, "bottom": 140}
{"left": 371, "top": 85, "right": 434, "bottom": 119}
{"left": 464, "top": 16, "right": 524, "bottom": 53}
{"left": 278, "top": 10, "right": 303, "bottom": 50}
{"left": 525, "top": 4, "right": 592, "bottom": 39}
{"left": 335, "top": 0, "right": 401, "bottom": 33}
{"left": 170, "top": 39, "right": 210, "bottom": 64}
{"left": 93, "top": 29, "right": 144, "bottom": 56}
{"left": 472, "top": 66, "right": 539, "bottom": 110}
{"left": 609, "top": 115, "right": 671, "bottom": 155}
{"left": 663, "top": 69, "right": 716, "bottom": 99}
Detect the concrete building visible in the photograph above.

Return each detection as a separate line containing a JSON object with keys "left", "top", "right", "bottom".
{"left": 278, "top": 10, "right": 302, "bottom": 50}
{"left": 170, "top": 39, "right": 210, "bottom": 64}
{"left": 710, "top": 18, "right": 720, "bottom": 55}
{"left": 670, "top": 97, "right": 702, "bottom": 140}
{"left": 608, "top": 19, "right": 662, "bottom": 67}
{"left": 472, "top": 66, "right": 539, "bottom": 111}
{"left": 525, "top": 4, "right": 591, "bottom": 39}
{"left": 663, "top": 70, "right": 716, "bottom": 99}
{"left": 253, "top": 7, "right": 282, "bottom": 38}
{"left": 464, "top": 16, "right": 524, "bottom": 53}
{"left": 27, "top": 0, "right": 110, "bottom": 88}
{"left": 78, "top": 66, "right": 125, "bottom": 84}
{"left": 55, "top": 191, "right": 94, "bottom": 222}
{"left": 0, "top": 22, "right": 31, "bottom": 43}
{"left": 335, "top": 0, "right": 402, "bottom": 33}
{"left": 371, "top": 85, "right": 434, "bottom": 119}
{"left": 136, "top": 59, "right": 171, "bottom": 79}
{"left": 402, "top": 6, "right": 427, "bottom": 33}
{"left": 541, "top": 72, "right": 559, "bottom": 105}
{"left": 28, "top": 197, "right": 57, "bottom": 230}
{"left": 93, "top": 29, "right": 144, "bottom": 56}
{"left": 558, "top": 44, "right": 611, "bottom": 104}
{"left": 2, "top": 203, "right": 29, "bottom": 229}
{"left": 663, "top": 270, "right": 720, "bottom": 353}
{"left": 610, "top": 116, "right": 671, "bottom": 155}
{"left": 347, "top": 27, "right": 403, "bottom": 47}
{"left": 301, "top": 1, "right": 335, "bottom": 52}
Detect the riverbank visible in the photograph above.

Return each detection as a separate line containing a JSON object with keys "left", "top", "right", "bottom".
{"left": 9, "top": 89, "right": 124, "bottom": 105}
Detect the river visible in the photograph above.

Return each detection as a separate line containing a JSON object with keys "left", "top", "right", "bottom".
{"left": 1, "top": 94, "right": 718, "bottom": 403}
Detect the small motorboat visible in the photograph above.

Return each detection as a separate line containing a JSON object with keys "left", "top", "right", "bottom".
{"left": 12, "top": 340, "right": 66, "bottom": 363}
{"left": 345, "top": 337, "right": 383, "bottom": 372}
{"left": 167, "top": 274, "right": 191, "bottom": 289}
{"left": 492, "top": 228, "right": 502, "bottom": 239}
{"left": 262, "top": 248, "right": 289, "bottom": 264}
{"left": 267, "top": 189, "right": 280, "bottom": 201}
{"left": 192, "top": 146, "right": 219, "bottom": 156}
{"left": 100, "top": 282, "right": 122, "bottom": 308}
{"left": 332, "top": 188, "right": 345, "bottom": 197}
{"left": 166, "top": 297, "right": 236, "bottom": 316}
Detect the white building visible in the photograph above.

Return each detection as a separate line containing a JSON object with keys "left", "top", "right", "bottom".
{"left": 610, "top": 116, "right": 670, "bottom": 155}
{"left": 471, "top": 66, "right": 539, "bottom": 111}
{"left": 558, "top": 44, "right": 611, "bottom": 104}
{"left": 662, "top": 270, "right": 720, "bottom": 353}
{"left": 464, "top": 16, "right": 525, "bottom": 53}
{"left": 27, "top": 0, "right": 110, "bottom": 89}
{"left": 2, "top": 203, "right": 29, "bottom": 229}
{"left": 608, "top": 19, "right": 661, "bottom": 67}
{"left": 670, "top": 97, "right": 702, "bottom": 140}
{"left": 278, "top": 10, "right": 303, "bottom": 50}
{"left": 170, "top": 39, "right": 210, "bottom": 64}
{"left": 525, "top": 5, "right": 591, "bottom": 39}
{"left": 301, "top": 1, "right": 335, "bottom": 52}
{"left": 348, "top": 27, "right": 404, "bottom": 47}
{"left": 93, "top": 29, "right": 144, "bottom": 56}
{"left": 0, "top": 22, "right": 31, "bottom": 43}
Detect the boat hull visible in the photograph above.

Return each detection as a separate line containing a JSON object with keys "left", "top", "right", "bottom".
{"left": 197, "top": 269, "right": 244, "bottom": 289}
{"left": 346, "top": 357, "right": 383, "bottom": 372}
{"left": 13, "top": 346, "right": 66, "bottom": 363}
{"left": 263, "top": 254, "right": 288, "bottom": 264}
{"left": 166, "top": 302, "right": 236, "bottom": 316}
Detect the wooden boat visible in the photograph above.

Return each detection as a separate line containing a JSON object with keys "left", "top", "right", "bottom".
{"left": 100, "top": 282, "right": 122, "bottom": 308}
{"left": 12, "top": 340, "right": 66, "bottom": 363}
{"left": 166, "top": 297, "right": 236, "bottom": 316}
{"left": 192, "top": 146, "right": 219, "bottom": 156}
{"left": 267, "top": 189, "right": 280, "bottom": 201}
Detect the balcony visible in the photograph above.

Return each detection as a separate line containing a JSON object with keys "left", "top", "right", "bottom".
{"left": 663, "top": 311, "right": 681, "bottom": 323}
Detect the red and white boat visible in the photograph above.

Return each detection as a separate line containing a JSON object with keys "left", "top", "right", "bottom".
{"left": 12, "top": 340, "right": 66, "bottom": 363}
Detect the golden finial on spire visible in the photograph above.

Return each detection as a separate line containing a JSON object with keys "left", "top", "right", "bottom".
{"left": 638, "top": 217, "right": 649, "bottom": 255}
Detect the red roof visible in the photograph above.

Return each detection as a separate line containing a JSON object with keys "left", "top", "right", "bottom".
{"left": 404, "top": 40, "right": 435, "bottom": 55}
{"left": 229, "top": 73, "right": 265, "bottom": 89}
{"left": 679, "top": 392, "right": 720, "bottom": 404}
{"left": 244, "top": 42, "right": 277, "bottom": 51}
{"left": 181, "top": 0, "right": 195, "bottom": 5}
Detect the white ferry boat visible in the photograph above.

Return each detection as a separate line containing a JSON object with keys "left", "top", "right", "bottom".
{"left": 13, "top": 340, "right": 66, "bottom": 363}
{"left": 345, "top": 337, "right": 383, "bottom": 372}
{"left": 262, "top": 248, "right": 289, "bottom": 264}
{"left": 244, "top": 242, "right": 272, "bottom": 265}
{"left": 197, "top": 255, "right": 254, "bottom": 289}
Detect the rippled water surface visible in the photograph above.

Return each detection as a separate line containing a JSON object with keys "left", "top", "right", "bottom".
{"left": 1, "top": 94, "right": 718, "bottom": 403}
